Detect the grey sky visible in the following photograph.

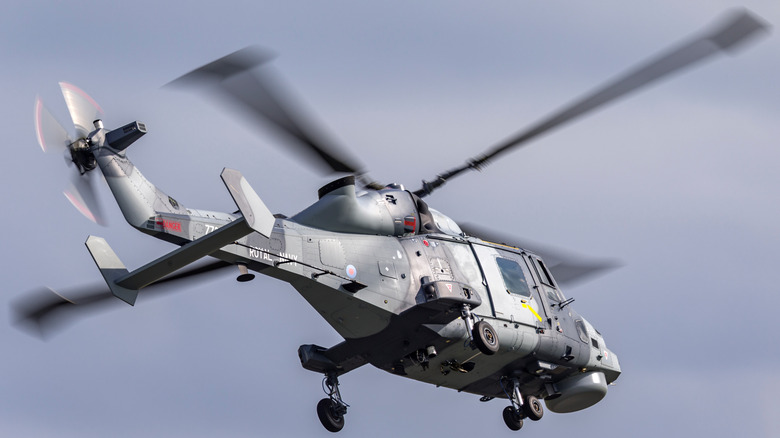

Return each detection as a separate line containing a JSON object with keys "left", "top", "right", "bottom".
{"left": 3, "top": 1, "right": 779, "bottom": 437}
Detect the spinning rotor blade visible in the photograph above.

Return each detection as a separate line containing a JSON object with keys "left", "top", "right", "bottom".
{"left": 167, "top": 46, "right": 365, "bottom": 176}
{"left": 36, "top": 83, "right": 108, "bottom": 225}
{"left": 415, "top": 9, "right": 769, "bottom": 197}
{"left": 60, "top": 82, "right": 103, "bottom": 139}
{"left": 12, "top": 260, "right": 232, "bottom": 339}
{"left": 64, "top": 171, "right": 106, "bottom": 225}
{"left": 34, "top": 97, "right": 71, "bottom": 153}
{"left": 460, "top": 223, "right": 620, "bottom": 288}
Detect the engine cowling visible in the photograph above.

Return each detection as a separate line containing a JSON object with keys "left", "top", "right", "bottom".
{"left": 292, "top": 176, "right": 437, "bottom": 236}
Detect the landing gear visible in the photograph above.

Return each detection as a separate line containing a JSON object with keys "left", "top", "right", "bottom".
{"left": 317, "top": 398, "right": 345, "bottom": 433}
{"left": 502, "top": 406, "right": 524, "bottom": 431}
{"left": 316, "top": 372, "right": 349, "bottom": 433}
{"left": 461, "top": 304, "right": 499, "bottom": 355}
{"left": 523, "top": 395, "right": 544, "bottom": 421}
{"left": 472, "top": 320, "right": 499, "bottom": 355}
{"left": 499, "top": 376, "right": 544, "bottom": 431}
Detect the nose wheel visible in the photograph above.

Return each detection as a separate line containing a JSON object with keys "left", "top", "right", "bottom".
{"left": 316, "top": 372, "right": 349, "bottom": 433}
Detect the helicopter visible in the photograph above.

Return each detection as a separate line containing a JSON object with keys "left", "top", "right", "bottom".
{"left": 14, "top": 9, "right": 767, "bottom": 433}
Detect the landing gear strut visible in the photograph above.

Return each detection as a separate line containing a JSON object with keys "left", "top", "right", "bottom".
{"left": 316, "top": 372, "right": 349, "bottom": 433}
{"left": 500, "top": 377, "right": 544, "bottom": 431}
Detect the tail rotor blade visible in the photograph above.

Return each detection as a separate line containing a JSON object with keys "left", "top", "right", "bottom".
{"left": 64, "top": 171, "right": 106, "bottom": 225}
{"left": 38, "top": 83, "right": 108, "bottom": 225}
{"left": 34, "top": 97, "right": 71, "bottom": 153}
{"left": 60, "top": 82, "right": 103, "bottom": 139}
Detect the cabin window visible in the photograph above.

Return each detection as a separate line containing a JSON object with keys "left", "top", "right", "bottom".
{"left": 495, "top": 257, "right": 531, "bottom": 298}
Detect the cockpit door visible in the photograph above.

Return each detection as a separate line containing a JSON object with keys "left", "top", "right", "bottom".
{"left": 526, "top": 254, "right": 580, "bottom": 342}
{"left": 471, "top": 243, "right": 544, "bottom": 329}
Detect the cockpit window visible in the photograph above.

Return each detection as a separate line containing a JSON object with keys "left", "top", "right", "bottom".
{"left": 495, "top": 257, "right": 531, "bottom": 297}
{"left": 531, "top": 257, "right": 565, "bottom": 302}
{"left": 533, "top": 257, "right": 555, "bottom": 287}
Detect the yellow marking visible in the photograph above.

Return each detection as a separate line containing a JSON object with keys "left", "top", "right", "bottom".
{"left": 481, "top": 240, "right": 520, "bottom": 250}
{"left": 522, "top": 303, "right": 542, "bottom": 322}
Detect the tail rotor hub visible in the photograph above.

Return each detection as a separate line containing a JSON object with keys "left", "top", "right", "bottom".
{"left": 68, "top": 138, "right": 97, "bottom": 174}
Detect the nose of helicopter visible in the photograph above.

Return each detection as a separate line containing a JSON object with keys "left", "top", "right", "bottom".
{"left": 599, "top": 347, "right": 621, "bottom": 384}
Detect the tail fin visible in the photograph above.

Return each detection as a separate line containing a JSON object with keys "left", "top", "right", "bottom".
{"left": 36, "top": 83, "right": 194, "bottom": 232}
{"left": 91, "top": 126, "right": 186, "bottom": 231}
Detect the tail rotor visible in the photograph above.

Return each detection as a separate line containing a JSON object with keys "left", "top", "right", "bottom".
{"left": 34, "top": 83, "right": 106, "bottom": 225}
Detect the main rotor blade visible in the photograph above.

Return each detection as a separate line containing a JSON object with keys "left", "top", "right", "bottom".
{"left": 415, "top": 9, "right": 769, "bottom": 197}
{"left": 460, "top": 223, "right": 620, "bottom": 288}
{"left": 11, "top": 260, "right": 233, "bottom": 339}
{"left": 64, "top": 171, "right": 106, "bottom": 226}
{"left": 167, "top": 46, "right": 365, "bottom": 175}
{"left": 60, "top": 82, "right": 103, "bottom": 139}
{"left": 34, "top": 97, "right": 71, "bottom": 153}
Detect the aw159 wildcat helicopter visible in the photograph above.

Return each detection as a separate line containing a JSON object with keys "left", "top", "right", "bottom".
{"left": 16, "top": 9, "right": 767, "bottom": 433}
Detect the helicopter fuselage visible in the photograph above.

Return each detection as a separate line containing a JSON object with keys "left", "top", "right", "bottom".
{"left": 126, "top": 170, "right": 620, "bottom": 413}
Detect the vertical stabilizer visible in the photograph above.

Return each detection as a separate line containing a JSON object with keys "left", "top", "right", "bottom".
{"left": 94, "top": 145, "right": 186, "bottom": 230}
{"left": 84, "top": 236, "right": 137, "bottom": 305}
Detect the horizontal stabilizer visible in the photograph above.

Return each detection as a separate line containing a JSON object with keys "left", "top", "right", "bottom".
{"left": 221, "top": 168, "right": 275, "bottom": 238}
{"left": 85, "top": 217, "right": 254, "bottom": 306}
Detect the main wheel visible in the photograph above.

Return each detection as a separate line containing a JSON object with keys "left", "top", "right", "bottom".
{"left": 523, "top": 395, "right": 544, "bottom": 421}
{"left": 316, "top": 398, "right": 345, "bottom": 433}
{"left": 473, "top": 320, "right": 499, "bottom": 355}
{"left": 502, "top": 406, "right": 523, "bottom": 431}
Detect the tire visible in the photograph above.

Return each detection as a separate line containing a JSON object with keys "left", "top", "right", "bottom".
{"left": 502, "top": 406, "right": 523, "bottom": 431}
{"left": 473, "top": 320, "right": 500, "bottom": 355}
{"left": 523, "top": 395, "right": 544, "bottom": 421}
{"left": 317, "top": 398, "right": 345, "bottom": 433}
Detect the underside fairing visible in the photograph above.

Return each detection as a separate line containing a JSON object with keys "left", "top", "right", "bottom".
{"left": 393, "top": 318, "right": 620, "bottom": 401}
